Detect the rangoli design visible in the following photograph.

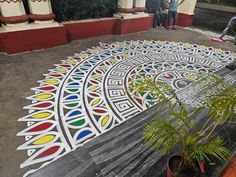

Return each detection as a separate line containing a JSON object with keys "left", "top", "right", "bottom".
{"left": 17, "top": 40, "right": 236, "bottom": 176}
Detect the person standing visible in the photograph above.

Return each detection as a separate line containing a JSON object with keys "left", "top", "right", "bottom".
{"left": 161, "top": 0, "right": 169, "bottom": 29}
{"left": 155, "top": 0, "right": 163, "bottom": 28}
{"left": 167, "top": 0, "right": 185, "bottom": 30}
{"left": 219, "top": 16, "right": 236, "bottom": 45}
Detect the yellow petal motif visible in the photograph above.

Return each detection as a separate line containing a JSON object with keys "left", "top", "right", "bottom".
{"left": 45, "top": 79, "right": 59, "bottom": 84}
{"left": 185, "top": 43, "right": 191, "bottom": 48}
{"left": 122, "top": 53, "right": 129, "bottom": 57}
{"left": 91, "top": 49, "right": 98, "bottom": 53}
{"left": 200, "top": 45, "right": 206, "bottom": 49}
{"left": 35, "top": 94, "right": 53, "bottom": 100}
{"left": 186, "top": 73, "right": 197, "bottom": 80}
{"left": 101, "top": 115, "right": 109, "bottom": 127}
{"left": 99, "top": 65, "right": 109, "bottom": 70}
{"left": 215, "top": 49, "right": 222, "bottom": 53}
{"left": 67, "top": 59, "right": 77, "bottom": 65}
{"left": 110, "top": 59, "right": 119, "bottom": 63}
{"left": 80, "top": 53, "right": 87, "bottom": 58}
{"left": 32, "top": 112, "right": 51, "bottom": 119}
{"left": 32, "top": 135, "right": 55, "bottom": 145}
{"left": 56, "top": 68, "right": 66, "bottom": 73}
{"left": 88, "top": 85, "right": 98, "bottom": 91}
{"left": 92, "top": 99, "right": 100, "bottom": 106}
{"left": 92, "top": 75, "right": 102, "bottom": 79}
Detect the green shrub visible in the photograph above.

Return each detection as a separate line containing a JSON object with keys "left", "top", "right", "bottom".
{"left": 51, "top": 0, "right": 118, "bottom": 22}
{"left": 146, "top": 0, "right": 158, "bottom": 13}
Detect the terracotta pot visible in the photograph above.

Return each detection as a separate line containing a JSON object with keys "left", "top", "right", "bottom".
{"left": 167, "top": 155, "right": 182, "bottom": 177}
{"left": 167, "top": 155, "right": 200, "bottom": 177}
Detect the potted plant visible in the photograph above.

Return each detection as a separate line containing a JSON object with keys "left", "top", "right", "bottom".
{"left": 130, "top": 75, "right": 236, "bottom": 177}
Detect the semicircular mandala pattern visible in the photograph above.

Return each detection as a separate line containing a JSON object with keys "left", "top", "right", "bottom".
{"left": 17, "top": 40, "right": 236, "bottom": 176}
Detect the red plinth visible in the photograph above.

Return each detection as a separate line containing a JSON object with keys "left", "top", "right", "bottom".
{"left": 118, "top": 8, "right": 135, "bottom": 13}
{"left": 64, "top": 18, "right": 116, "bottom": 41}
{"left": 135, "top": 7, "right": 146, "bottom": 12}
{"left": 0, "top": 26, "right": 68, "bottom": 54}
{"left": 0, "top": 34, "right": 5, "bottom": 53}
{"left": 115, "top": 15, "right": 154, "bottom": 35}
{"left": 0, "top": 15, "right": 154, "bottom": 54}
{"left": 0, "top": 15, "right": 29, "bottom": 24}
{"left": 29, "top": 13, "right": 56, "bottom": 21}
{"left": 177, "top": 13, "right": 195, "bottom": 27}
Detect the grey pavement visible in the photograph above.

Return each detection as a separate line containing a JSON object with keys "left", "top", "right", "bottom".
{"left": 193, "top": 8, "right": 235, "bottom": 33}
{"left": 0, "top": 28, "right": 235, "bottom": 177}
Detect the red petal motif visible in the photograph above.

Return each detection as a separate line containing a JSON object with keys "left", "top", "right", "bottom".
{"left": 38, "top": 146, "right": 60, "bottom": 158}
{"left": 91, "top": 80, "right": 99, "bottom": 84}
{"left": 38, "top": 86, "right": 55, "bottom": 91}
{"left": 50, "top": 74, "right": 63, "bottom": 77}
{"left": 93, "top": 109, "right": 106, "bottom": 113}
{"left": 34, "top": 102, "right": 52, "bottom": 108}
{"left": 29, "top": 123, "right": 53, "bottom": 132}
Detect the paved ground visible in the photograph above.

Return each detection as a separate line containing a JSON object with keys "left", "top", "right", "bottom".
{"left": 0, "top": 28, "right": 236, "bottom": 177}
{"left": 193, "top": 8, "right": 235, "bottom": 33}
{"left": 28, "top": 69, "right": 236, "bottom": 177}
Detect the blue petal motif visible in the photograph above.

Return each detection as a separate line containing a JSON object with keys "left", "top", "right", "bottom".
{"left": 77, "top": 130, "right": 92, "bottom": 140}
{"left": 69, "top": 82, "right": 79, "bottom": 86}
{"left": 69, "top": 110, "right": 82, "bottom": 117}
{"left": 66, "top": 95, "right": 78, "bottom": 100}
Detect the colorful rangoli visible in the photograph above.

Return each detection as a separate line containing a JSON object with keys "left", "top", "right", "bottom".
{"left": 17, "top": 40, "right": 236, "bottom": 176}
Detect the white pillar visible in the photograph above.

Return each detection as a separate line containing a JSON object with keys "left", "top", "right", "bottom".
{"left": 27, "top": 0, "right": 58, "bottom": 26}
{"left": 177, "top": 0, "right": 197, "bottom": 26}
{"left": 178, "top": 0, "right": 197, "bottom": 15}
{"left": 134, "top": 0, "right": 146, "bottom": 13}
{"left": 118, "top": 0, "right": 134, "bottom": 14}
{"left": 114, "top": 0, "right": 135, "bottom": 19}
{"left": 0, "top": 0, "right": 29, "bottom": 31}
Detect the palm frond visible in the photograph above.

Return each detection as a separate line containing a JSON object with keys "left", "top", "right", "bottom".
{"left": 192, "top": 136, "right": 229, "bottom": 162}
{"left": 144, "top": 118, "right": 184, "bottom": 154}
{"left": 130, "top": 77, "right": 184, "bottom": 111}
{"left": 131, "top": 75, "right": 232, "bottom": 171}
{"left": 206, "top": 75, "right": 236, "bottom": 122}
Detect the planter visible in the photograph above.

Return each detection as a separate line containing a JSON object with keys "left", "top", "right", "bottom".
{"left": 167, "top": 155, "right": 182, "bottom": 177}
{"left": 167, "top": 155, "right": 199, "bottom": 177}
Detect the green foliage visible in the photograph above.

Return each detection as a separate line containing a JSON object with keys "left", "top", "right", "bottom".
{"left": 146, "top": 0, "right": 159, "bottom": 13}
{"left": 130, "top": 75, "right": 236, "bottom": 174}
{"left": 206, "top": 76, "right": 236, "bottom": 122}
{"left": 51, "top": 0, "right": 118, "bottom": 22}
{"left": 50, "top": 0, "right": 156, "bottom": 22}
{"left": 192, "top": 136, "right": 229, "bottom": 162}
{"left": 42, "top": 0, "right": 163, "bottom": 22}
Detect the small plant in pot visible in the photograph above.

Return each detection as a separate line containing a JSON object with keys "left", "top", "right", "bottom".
{"left": 130, "top": 75, "right": 236, "bottom": 177}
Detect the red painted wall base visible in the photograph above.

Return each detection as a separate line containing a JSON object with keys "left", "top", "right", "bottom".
{"left": 177, "top": 13, "right": 195, "bottom": 27}
{"left": 0, "top": 26, "right": 68, "bottom": 54}
{"left": 0, "top": 33, "right": 5, "bottom": 53}
{"left": 115, "top": 15, "right": 154, "bottom": 35}
{"left": 0, "top": 15, "right": 153, "bottom": 54}
{"left": 64, "top": 19, "right": 116, "bottom": 41}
